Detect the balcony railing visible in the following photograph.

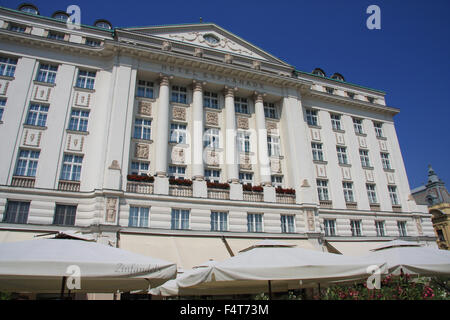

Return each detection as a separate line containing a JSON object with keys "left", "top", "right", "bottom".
{"left": 276, "top": 194, "right": 296, "bottom": 204}
{"left": 346, "top": 202, "right": 358, "bottom": 210}
{"left": 243, "top": 191, "right": 264, "bottom": 202}
{"left": 169, "top": 185, "right": 193, "bottom": 197}
{"left": 207, "top": 188, "right": 230, "bottom": 200}
{"left": 126, "top": 181, "right": 154, "bottom": 194}
{"left": 58, "top": 180, "right": 80, "bottom": 192}
{"left": 11, "top": 176, "right": 35, "bottom": 188}
{"left": 320, "top": 200, "right": 333, "bottom": 208}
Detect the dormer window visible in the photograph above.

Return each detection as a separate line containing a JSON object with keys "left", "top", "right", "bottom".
{"left": 94, "top": 20, "right": 112, "bottom": 30}
{"left": 203, "top": 34, "right": 220, "bottom": 45}
{"left": 18, "top": 4, "right": 39, "bottom": 15}
{"left": 52, "top": 11, "right": 69, "bottom": 22}
{"left": 312, "top": 68, "right": 326, "bottom": 77}
{"left": 331, "top": 73, "right": 345, "bottom": 82}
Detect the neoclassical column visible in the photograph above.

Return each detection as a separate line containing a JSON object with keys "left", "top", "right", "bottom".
{"left": 224, "top": 86, "right": 239, "bottom": 183}
{"left": 155, "top": 75, "right": 170, "bottom": 177}
{"left": 192, "top": 80, "right": 205, "bottom": 181}
{"left": 254, "top": 92, "right": 271, "bottom": 186}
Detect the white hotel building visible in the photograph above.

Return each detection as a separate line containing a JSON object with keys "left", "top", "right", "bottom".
{"left": 0, "top": 4, "right": 436, "bottom": 271}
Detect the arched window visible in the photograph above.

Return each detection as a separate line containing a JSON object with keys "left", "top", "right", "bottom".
{"left": 94, "top": 19, "right": 112, "bottom": 30}
{"left": 18, "top": 3, "right": 39, "bottom": 15}
{"left": 52, "top": 11, "right": 69, "bottom": 22}
{"left": 331, "top": 73, "right": 345, "bottom": 82}
{"left": 312, "top": 68, "right": 326, "bottom": 77}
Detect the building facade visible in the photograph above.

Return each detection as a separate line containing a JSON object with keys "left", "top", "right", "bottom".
{"left": 0, "top": 4, "right": 436, "bottom": 271}
{"left": 412, "top": 166, "right": 450, "bottom": 250}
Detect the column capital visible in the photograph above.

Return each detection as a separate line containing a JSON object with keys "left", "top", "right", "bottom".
{"left": 159, "top": 73, "right": 172, "bottom": 86}
{"left": 193, "top": 80, "right": 206, "bottom": 92}
{"left": 253, "top": 91, "right": 266, "bottom": 103}
{"left": 224, "top": 86, "right": 238, "bottom": 98}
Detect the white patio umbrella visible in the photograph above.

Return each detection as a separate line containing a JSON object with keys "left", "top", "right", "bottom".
{"left": 151, "top": 240, "right": 386, "bottom": 297}
{"left": 365, "top": 240, "right": 450, "bottom": 276}
{"left": 0, "top": 239, "right": 177, "bottom": 294}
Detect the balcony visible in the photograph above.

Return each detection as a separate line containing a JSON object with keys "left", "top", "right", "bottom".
{"left": 370, "top": 203, "right": 381, "bottom": 211}
{"left": 243, "top": 191, "right": 264, "bottom": 202}
{"left": 11, "top": 176, "right": 35, "bottom": 188}
{"left": 276, "top": 194, "right": 296, "bottom": 204}
{"left": 392, "top": 205, "right": 402, "bottom": 213}
{"left": 126, "top": 181, "right": 154, "bottom": 194}
{"left": 346, "top": 202, "right": 358, "bottom": 210}
{"left": 58, "top": 180, "right": 80, "bottom": 192}
{"left": 207, "top": 189, "right": 230, "bottom": 200}
{"left": 320, "top": 200, "right": 333, "bottom": 208}
{"left": 169, "top": 185, "right": 193, "bottom": 197}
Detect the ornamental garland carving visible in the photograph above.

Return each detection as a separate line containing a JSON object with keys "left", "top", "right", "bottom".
{"left": 206, "top": 150, "right": 220, "bottom": 166}
{"left": 171, "top": 147, "right": 185, "bottom": 164}
{"left": 239, "top": 154, "right": 252, "bottom": 170}
{"left": 138, "top": 101, "right": 152, "bottom": 116}
{"left": 105, "top": 197, "right": 117, "bottom": 223}
{"left": 307, "top": 210, "right": 315, "bottom": 232}
{"left": 23, "top": 130, "right": 42, "bottom": 147}
{"left": 135, "top": 143, "right": 149, "bottom": 159}
{"left": 266, "top": 121, "right": 277, "bottom": 131}
{"left": 33, "top": 85, "right": 51, "bottom": 102}
{"left": 172, "top": 107, "right": 186, "bottom": 121}
{"left": 168, "top": 32, "right": 254, "bottom": 56}
{"left": 205, "top": 112, "right": 219, "bottom": 126}
{"left": 270, "top": 159, "right": 281, "bottom": 174}
{"left": 237, "top": 117, "right": 249, "bottom": 129}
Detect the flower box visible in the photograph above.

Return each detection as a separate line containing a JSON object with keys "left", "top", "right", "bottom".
{"left": 169, "top": 178, "right": 193, "bottom": 186}
{"left": 206, "top": 181, "right": 230, "bottom": 190}
{"left": 127, "top": 174, "right": 154, "bottom": 183}
{"left": 275, "top": 187, "right": 296, "bottom": 195}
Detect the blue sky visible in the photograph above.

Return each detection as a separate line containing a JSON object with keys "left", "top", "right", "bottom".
{"left": 1, "top": 0, "right": 449, "bottom": 190}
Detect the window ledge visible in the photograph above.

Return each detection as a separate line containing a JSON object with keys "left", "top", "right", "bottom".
{"left": 362, "top": 166, "right": 374, "bottom": 170}
{"left": 74, "top": 86, "right": 95, "bottom": 93}
{"left": 332, "top": 129, "right": 345, "bottom": 134}
{"left": 23, "top": 124, "right": 47, "bottom": 130}
{"left": 313, "top": 160, "right": 328, "bottom": 165}
{"left": 376, "top": 136, "right": 387, "bottom": 141}
{"left": 265, "top": 116, "right": 280, "bottom": 121}
{"left": 338, "top": 163, "right": 351, "bottom": 167}
{"left": 235, "top": 112, "right": 252, "bottom": 117}
{"left": 171, "top": 102, "right": 190, "bottom": 108}
{"left": 204, "top": 107, "right": 222, "bottom": 112}
{"left": 204, "top": 147, "right": 223, "bottom": 152}
{"left": 383, "top": 168, "right": 395, "bottom": 173}
{"left": 308, "top": 124, "right": 322, "bottom": 129}
{"left": 33, "top": 80, "right": 56, "bottom": 87}
{"left": 133, "top": 138, "right": 153, "bottom": 144}
{"left": 169, "top": 142, "right": 189, "bottom": 148}
{"left": 355, "top": 132, "right": 367, "bottom": 137}
{"left": 136, "top": 96, "right": 156, "bottom": 102}
{"left": 0, "top": 75, "right": 14, "bottom": 81}
{"left": 270, "top": 155, "right": 284, "bottom": 160}
{"left": 66, "top": 129, "right": 89, "bottom": 135}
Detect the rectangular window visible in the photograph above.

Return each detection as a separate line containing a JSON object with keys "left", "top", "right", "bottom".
{"left": 336, "top": 146, "right": 348, "bottom": 165}
{"left": 353, "top": 118, "right": 364, "bottom": 134}
{"left": 36, "top": 64, "right": 58, "bottom": 83}
{"left": 239, "top": 172, "right": 253, "bottom": 185}
{"left": 171, "top": 209, "right": 189, "bottom": 230}
{"left": 25, "top": 103, "right": 49, "bottom": 127}
{"left": 247, "top": 213, "right": 263, "bottom": 233}
{"left": 350, "top": 220, "right": 362, "bottom": 237}
{"left": 68, "top": 109, "right": 90, "bottom": 132}
{"left": 0, "top": 56, "right": 18, "bottom": 77}
{"left": 343, "top": 182, "right": 355, "bottom": 203}
{"left": 204, "top": 128, "right": 220, "bottom": 148}
{"left": 171, "top": 85, "right": 187, "bottom": 104}
{"left": 3, "top": 201, "right": 30, "bottom": 224}
{"left": 134, "top": 118, "right": 152, "bottom": 140}
{"left": 237, "top": 131, "right": 251, "bottom": 153}
{"left": 331, "top": 114, "right": 342, "bottom": 131}
{"left": 281, "top": 215, "right": 295, "bottom": 233}
{"left": 0, "top": 98, "right": 5, "bottom": 121}
{"left": 8, "top": 24, "right": 26, "bottom": 33}
{"left": 366, "top": 184, "right": 378, "bottom": 204}
{"left": 381, "top": 152, "right": 391, "bottom": 170}
{"left": 14, "top": 149, "right": 40, "bottom": 177}
{"left": 271, "top": 175, "right": 283, "bottom": 188}
{"left": 47, "top": 31, "right": 65, "bottom": 40}
{"left": 211, "top": 211, "right": 228, "bottom": 231}
{"left": 311, "top": 142, "right": 324, "bottom": 161}
{"left": 324, "top": 219, "right": 336, "bottom": 236}
{"left": 130, "top": 161, "right": 149, "bottom": 176}
{"left": 317, "top": 179, "right": 329, "bottom": 201}
{"left": 137, "top": 80, "right": 154, "bottom": 99}
{"left": 234, "top": 97, "right": 249, "bottom": 114}
{"left": 375, "top": 220, "right": 386, "bottom": 237}
{"left": 60, "top": 154, "right": 83, "bottom": 181}
{"left": 53, "top": 204, "right": 77, "bottom": 226}
{"left": 170, "top": 123, "right": 187, "bottom": 144}
{"left": 264, "top": 102, "right": 277, "bottom": 119}
{"left": 128, "top": 206, "right": 149, "bottom": 228}
{"left": 168, "top": 165, "right": 186, "bottom": 179}
{"left": 306, "top": 109, "right": 318, "bottom": 126}
{"left": 76, "top": 70, "right": 96, "bottom": 89}
{"left": 388, "top": 185, "right": 399, "bottom": 205}
{"left": 205, "top": 169, "right": 221, "bottom": 183}
{"left": 374, "top": 122, "right": 384, "bottom": 138}
{"left": 359, "top": 149, "right": 371, "bottom": 167}
{"left": 85, "top": 38, "right": 101, "bottom": 47}
{"left": 204, "top": 91, "right": 218, "bottom": 109}
{"left": 268, "top": 135, "right": 281, "bottom": 157}
{"left": 397, "top": 221, "right": 407, "bottom": 237}
{"left": 437, "top": 229, "right": 445, "bottom": 242}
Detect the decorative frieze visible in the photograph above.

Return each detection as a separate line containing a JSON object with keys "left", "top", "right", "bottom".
{"left": 23, "top": 129, "right": 42, "bottom": 147}
{"left": 311, "top": 128, "right": 321, "bottom": 141}
{"left": 33, "top": 85, "right": 51, "bottom": 102}
{"left": 270, "top": 158, "right": 282, "bottom": 174}
{"left": 341, "top": 167, "right": 352, "bottom": 180}
{"left": 74, "top": 91, "right": 92, "bottom": 107}
{"left": 306, "top": 210, "right": 316, "bottom": 232}
{"left": 105, "top": 197, "right": 118, "bottom": 223}
{"left": 135, "top": 143, "right": 149, "bottom": 159}
{"left": 0, "top": 79, "right": 10, "bottom": 95}
{"left": 205, "top": 111, "right": 219, "bottom": 126}
{"left": 315, "top": 164, "right": 327, "bottom": 178}
{"left": 138, "top": 100, "right": 152, "bottom": 116}
{"left": 206, "top": 150, "right": 220, "bottom": 167}
{"left": 415, "top": 217, "right": 423, "bottom": 236}
{"left": 237, "top": 117, "right": 249, "bottom": 129}
{"left": 266, "top": 121, "right": 277, "bottom": 131}
{"left": 365, "top": 169, "right": 374, "bottom": 182}
{"left": 172, "top": 106, "right": 186, "bottom": 121}
{"left": 171, "top": 147, "right": 186, "bottom": 164}
{"left": 358, "top": 136, "right": 367, "bottom": 148}
{"left": 379, "top": 139, "right": 388, "bottom": 151}
{"left": 335, "top": 133, "right": 345, "bottom": 145}
{"left": 386, "top": 172, "right": 396, "bottom": 184}
{"left": 239, "top": 154, "right": 252, "bottom": 170}
{"left": 67, "top": 134, "right": 84, "bottom": 152}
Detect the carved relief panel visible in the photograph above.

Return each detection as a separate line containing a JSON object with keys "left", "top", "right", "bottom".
{"left": 33, "top": 85, "right": 52, "bottom": 102}
{"left": 67, "top": 134, "right": 85, "bottom": 152}
{"left": 23, "top": 129, "right": 42, "bottom": 147}
{"left": 135, "top": 143, "right": 149, "bottom": 159}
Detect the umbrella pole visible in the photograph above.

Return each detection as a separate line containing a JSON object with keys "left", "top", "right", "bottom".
{"left": 268, "top": 280, "right": 273, "bottom": 300}
{"left": 60, "top": 276, "right": 67, "bottom": 300}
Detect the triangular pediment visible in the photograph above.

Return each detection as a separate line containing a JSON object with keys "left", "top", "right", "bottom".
{"left": 123, "top": 23, "right": 292, "bottom": 67}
